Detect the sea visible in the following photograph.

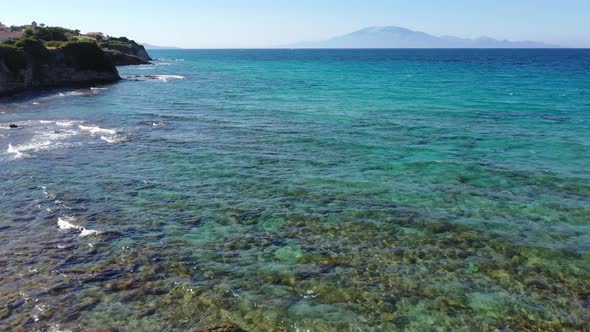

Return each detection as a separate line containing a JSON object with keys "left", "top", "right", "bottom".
{"left": 1, "top": 49, "right": 589, "bottom": 331}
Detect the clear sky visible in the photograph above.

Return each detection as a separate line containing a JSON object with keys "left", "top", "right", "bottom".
{"left": 2, "top": 0, "right": 589, "bottom": 48}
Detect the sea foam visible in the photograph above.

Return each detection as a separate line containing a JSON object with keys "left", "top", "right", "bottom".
{"left": 100, "top": 135, "right": 127, "bottom": 144}
{"left": 58, "top": 216, "right": 102, "bottom": 237}
{"left": 3, "top": 120, "right": 123, "bottom": 160}
{"left": 79, "top": 125, "right": 117, "bottom": 135}
{"left": 155, "top": 75, "right": 185, "bottom": 82}
{"left": 6, "top": 129, "right": 75, "bottom": 159}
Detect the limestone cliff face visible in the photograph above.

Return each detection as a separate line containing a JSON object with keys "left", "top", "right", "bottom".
{"left": 0, "top": 41, "right": 120, "bottom": 97}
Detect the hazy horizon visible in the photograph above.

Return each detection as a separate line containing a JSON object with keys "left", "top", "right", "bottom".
{"left": 3, "top": 0, "right": 590, "bottom": 48}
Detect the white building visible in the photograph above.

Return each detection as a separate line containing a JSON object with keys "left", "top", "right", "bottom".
{"left": 0, "top": 21, "right": 24, "bottom": 42}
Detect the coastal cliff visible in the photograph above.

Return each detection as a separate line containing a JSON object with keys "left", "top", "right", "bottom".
{"left": 100, "top": 38, "right": 152, "bottom": 63}
{"left": 103, "top": 49, "right": 151, "bottom": 66}
{"left": 0, "top": 39, "right": 120, "bottom": 97}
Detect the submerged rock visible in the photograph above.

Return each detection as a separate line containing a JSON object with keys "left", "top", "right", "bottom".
{"left": 194, "top": 324, "right": 243, "bottom": 332}
{"left": 274, "top": 243, "right": 304, "bottom": 263}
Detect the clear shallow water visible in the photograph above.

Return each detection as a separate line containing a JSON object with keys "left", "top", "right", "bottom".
{"left": 1, "top": 49, "right": 589, "bottom": 331}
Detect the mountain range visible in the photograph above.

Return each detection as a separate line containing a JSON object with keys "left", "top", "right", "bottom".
{"left": 287, "top": 26, "right": 557, "bottom": 48}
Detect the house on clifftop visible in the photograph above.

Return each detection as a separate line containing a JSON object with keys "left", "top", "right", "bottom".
{"left": 0, "top": 22, "right": 24, "bottom": 42}
{"left": 85, "top": 32, "right": 106, "bottom": 40}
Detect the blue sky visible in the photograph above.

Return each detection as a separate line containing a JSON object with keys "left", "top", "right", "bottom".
{"left": 3, "top": 0, "right": 589, "bottom": 48}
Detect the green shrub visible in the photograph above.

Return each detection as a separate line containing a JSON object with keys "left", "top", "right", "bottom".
{"left": 44, "top": 41, "right": 66, "bottom": 48}
{"left": 31, "top": 26, "right": 79, "bottom": 42}
{"left": 109, "top": 36, "right": 130, "bottom": 43}
{"left": 0, "top": 44, "right": 27, "bottom": 71}
{"left": 14, "top": 38, "right": 50, "bottom": 60}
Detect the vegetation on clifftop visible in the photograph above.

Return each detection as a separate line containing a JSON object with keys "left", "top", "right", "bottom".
{"left": 2, "top": 24, "right": 150, "bottom": 62}
{"left": 24, "top": 26, "right": 81, "bottom": 42}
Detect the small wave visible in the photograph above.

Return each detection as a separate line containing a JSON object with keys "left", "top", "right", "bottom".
{"left": 3, "top": 120, "right": 122, "bottom": 160}
{"left": 143, "top": 121, "right": 165, "bottom": 127}
{"left": 156, "top": 75, "right": 185, "bottom": 82}
{"left": 58, "top": 216, "right": 102, "bottom": 237}
{"left": 6, "top": 133, "right": 70, "bottom": 159}
{"left": 79, "top": 125, "right": 117, "bottom": 135}
{"left": 100, "top": 135, "right": 127, "bottom": 144}
{"left": 58, "top": 216, "right": 80, "bottom": 230}
{"left": 58, "top": 91, "right": 87, "bottom": 97}
{"left": 78, "top": 124, "right": 126, "bottom": 144}
{"left": 125, "top": 75, "right": 184, "bottom": 82}
{"left": 90, "top": 87, "right": 108, "bottom": 91}
{"left": 7, "top": 143, "right": 29, "bottom": 159}
{"left": 56, "top": 121, "right": 78, "bottom": 127}
{"left": 80, "top": 229, "right": 102, "bottom": 237}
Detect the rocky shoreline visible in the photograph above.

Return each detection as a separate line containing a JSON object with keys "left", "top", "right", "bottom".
{"left": 0, "top": 39, "right": 151, "bottom": 97}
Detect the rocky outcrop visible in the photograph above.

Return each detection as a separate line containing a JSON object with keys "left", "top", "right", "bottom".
{"left": 100, "top": 40, "right": 152, "bottom": 65}
{"left": 0, "top": 40, "right": 120, "bottom": 97}
{"left": 103, "top": 49, "right": 151, "bottom": 66}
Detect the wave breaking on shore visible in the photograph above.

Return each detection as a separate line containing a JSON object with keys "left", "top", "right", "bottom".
{"left": 1, "top": 120, "right": 126, "bottom": 160}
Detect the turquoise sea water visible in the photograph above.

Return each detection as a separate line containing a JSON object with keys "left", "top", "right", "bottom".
{"left": 1, "top": 49, "right": 589, "bottom": 331}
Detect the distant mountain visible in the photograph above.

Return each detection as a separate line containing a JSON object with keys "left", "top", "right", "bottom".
{"left": 287, "top": 26, "right": 557, "bottom": 48}
{"left": 141, "top": 43, "right": 180, "bottom": 50}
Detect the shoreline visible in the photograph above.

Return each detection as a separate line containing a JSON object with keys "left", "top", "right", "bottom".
{"left": 0, "top": 78, "right": 121, "bottom": 99}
